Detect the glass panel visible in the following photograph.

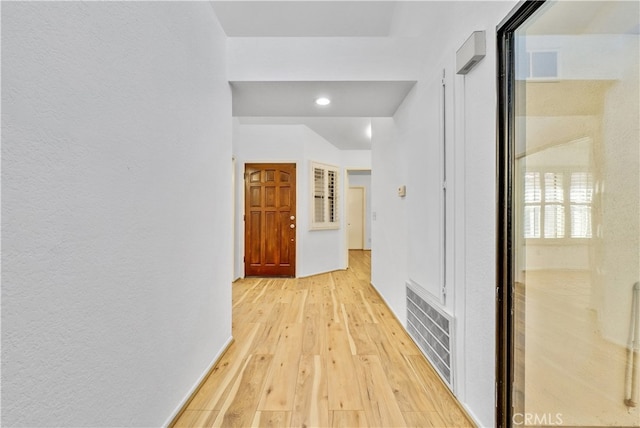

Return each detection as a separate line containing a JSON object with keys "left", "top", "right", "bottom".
{"left": 513, "top": 1, "right": 639, "bottom": 426}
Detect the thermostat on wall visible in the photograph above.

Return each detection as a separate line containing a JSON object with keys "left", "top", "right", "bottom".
{"left": 398, "top": 185, "right": 406, "bottom": 197}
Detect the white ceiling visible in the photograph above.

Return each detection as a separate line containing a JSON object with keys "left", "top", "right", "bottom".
{"left": 218, "top": 1, "right": 640, "bottom": 150}
{"left": 526, "top": 1, "right": 640, "bottom": 36}
{"left": 210, "top": 1, "right": 397, "bottom": 37}
{"left": 213, "top": 1, "right": 416, "bottom": 150}
{"left": 231, "top": 81, "right": 416, "bottom": 117}
{"left": 238, "top": 117, "right": 373, "bottom": 150}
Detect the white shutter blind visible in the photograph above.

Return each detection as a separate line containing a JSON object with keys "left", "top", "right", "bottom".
{"left": 311, "top": 162, "right": 340, "bottom": 229}
{"left": 328, "top": 170, "right": 337, "bottom": 222}
{"left": 314, "top": 167, "right": 325, "bottom": 223}
{"left": 570, "top": 172, "right": 593, "bottom": 238}
{"left": 544, "top": 172, "right": 564, "bottom": 238}
{"left": 524, "top": 172, "right": 541, "bottom": 203}
{"left": 524, "top": 172, "right": 541, "bottom": 238}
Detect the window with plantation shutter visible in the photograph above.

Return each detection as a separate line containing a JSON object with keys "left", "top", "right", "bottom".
{"left": 311, "top": 162, "right": 340, "bottom": 230}
{"left": 570, "top": 172, "right": 593, "bottom": 238}
{"left": 522, "top": 169, "right": 593, "bottom": 240}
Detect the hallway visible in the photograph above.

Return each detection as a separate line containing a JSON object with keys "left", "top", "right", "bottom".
{"left": 3, "top": 2, "right": 639, "bottom": 426}
{"left": 173, "top": 251, "right": 473, "bottom": 427}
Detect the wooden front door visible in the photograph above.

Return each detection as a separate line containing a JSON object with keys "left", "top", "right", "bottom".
{"left": 244, "top": 163, "right": 296, "bottom": 277}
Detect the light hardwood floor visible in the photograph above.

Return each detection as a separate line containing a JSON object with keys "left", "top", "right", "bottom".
{"left": 520, "top": 271, "right": 639, "bottom": 427}
{"left": 172, "top": 251, "right": 474, "bottom": 428}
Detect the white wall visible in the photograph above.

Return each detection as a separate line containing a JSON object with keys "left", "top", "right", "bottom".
{"left": 341, "top": 149, "right": 372, "bottom": 170}
{"left": 233, "top": 122, "right": 349, "bottom": 278}
{"left": 371, "top": 117, "right": 408, "bottom": 318}
{"left": 525, "top": 34, "right": 632, "bottom": 81}
{"left": 597, "top": 34, "right": 639, "bottom": 346}
{"left": 398, "top": 77, "right": 448, "bottom": 304}
{"left": 227, "top": 37, "right": 424, "bottom": 81}
{"left": 370, "top": 2, "right": 519, "bottom": 426}
{"left": 1, "top": 3, "right": 232, "bottom": 426}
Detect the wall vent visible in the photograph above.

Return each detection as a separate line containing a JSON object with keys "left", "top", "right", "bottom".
{"left": 517, "top": 50, "right": 559, "bottom": 80}
{"left": 406, "top": 282, "right": 455, "bottom": 390}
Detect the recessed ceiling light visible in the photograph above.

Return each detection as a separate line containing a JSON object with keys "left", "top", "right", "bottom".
{"left": 315, "top": 97, "right": 331, "bottom": 106}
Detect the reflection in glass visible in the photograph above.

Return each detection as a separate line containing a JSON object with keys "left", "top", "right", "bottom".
{"left": 512, "top": 1, "right": 639, "bottom": 426}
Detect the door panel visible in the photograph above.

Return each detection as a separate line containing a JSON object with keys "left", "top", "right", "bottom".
{"left": 498, "top": 2, "right": 640, "bottom": 426}
{"left": 245, "top": 163, "right": 296, "bottom": 277}
{"left": 348, "top": 187, "right": 365, "bottom": 250}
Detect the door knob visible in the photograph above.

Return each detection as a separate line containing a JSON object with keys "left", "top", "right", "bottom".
{"left": 290, "top": 215, "right": 295, "bottom": 220}
{"left": 290, "top": 224, "right": 295, "bottom": 229}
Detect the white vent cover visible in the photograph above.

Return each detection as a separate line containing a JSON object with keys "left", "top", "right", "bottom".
{"left": 530, "top": 51, "right": 558, "bottom": 79}
{"left": 406, "top": 282, "right": 455, "bottom": 390}
{"left": 517, "top": 51, "right": 559, "bottom": 80}
{"left": 456, "top": 31, "right": 486, "bottom": 75}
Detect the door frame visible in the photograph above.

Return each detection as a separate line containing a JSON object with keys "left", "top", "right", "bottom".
{"left": 496, "top": 1, "right": 547, "bottom": 427}
{"left": 232, "top": 157, "right": 237, "bottom": 280}
{"left": 344, "top": 168, "right": 371, "bottom": 268}
{"left": 240, "top": 160, "right": 298, "bottom": 278}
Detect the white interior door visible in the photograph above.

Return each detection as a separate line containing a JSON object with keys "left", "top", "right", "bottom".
{"left": 347, "top": 187, "right": 364, "bottom": 250}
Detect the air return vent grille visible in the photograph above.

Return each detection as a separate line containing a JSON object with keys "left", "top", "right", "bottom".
{"left": 406, "top": 282, "right": 454, "bottom": 390}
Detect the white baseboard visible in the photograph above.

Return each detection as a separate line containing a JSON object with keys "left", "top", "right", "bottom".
{"left": 461, "top": 402, "right": 485, "bottom": 428}
{"left": 163, "top": 336, "right": 234, "bottom": 427}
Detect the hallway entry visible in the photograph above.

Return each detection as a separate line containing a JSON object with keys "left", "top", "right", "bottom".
{"left": 244, "top": 163, "right": 296, "bottom": 277}
{"left": 172, "top": 251, "right": 473, "bottom": 427}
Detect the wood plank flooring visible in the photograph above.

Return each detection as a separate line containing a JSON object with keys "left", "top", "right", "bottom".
{"left": 519, "top": 271, "right": 639, "bottom": 427}
{"left": 173, "top": 251, "right": 474, "bottom": 428}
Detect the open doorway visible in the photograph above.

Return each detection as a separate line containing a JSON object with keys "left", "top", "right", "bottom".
{"left": 345, "top": 169, "right": 372, "bottom": 267}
